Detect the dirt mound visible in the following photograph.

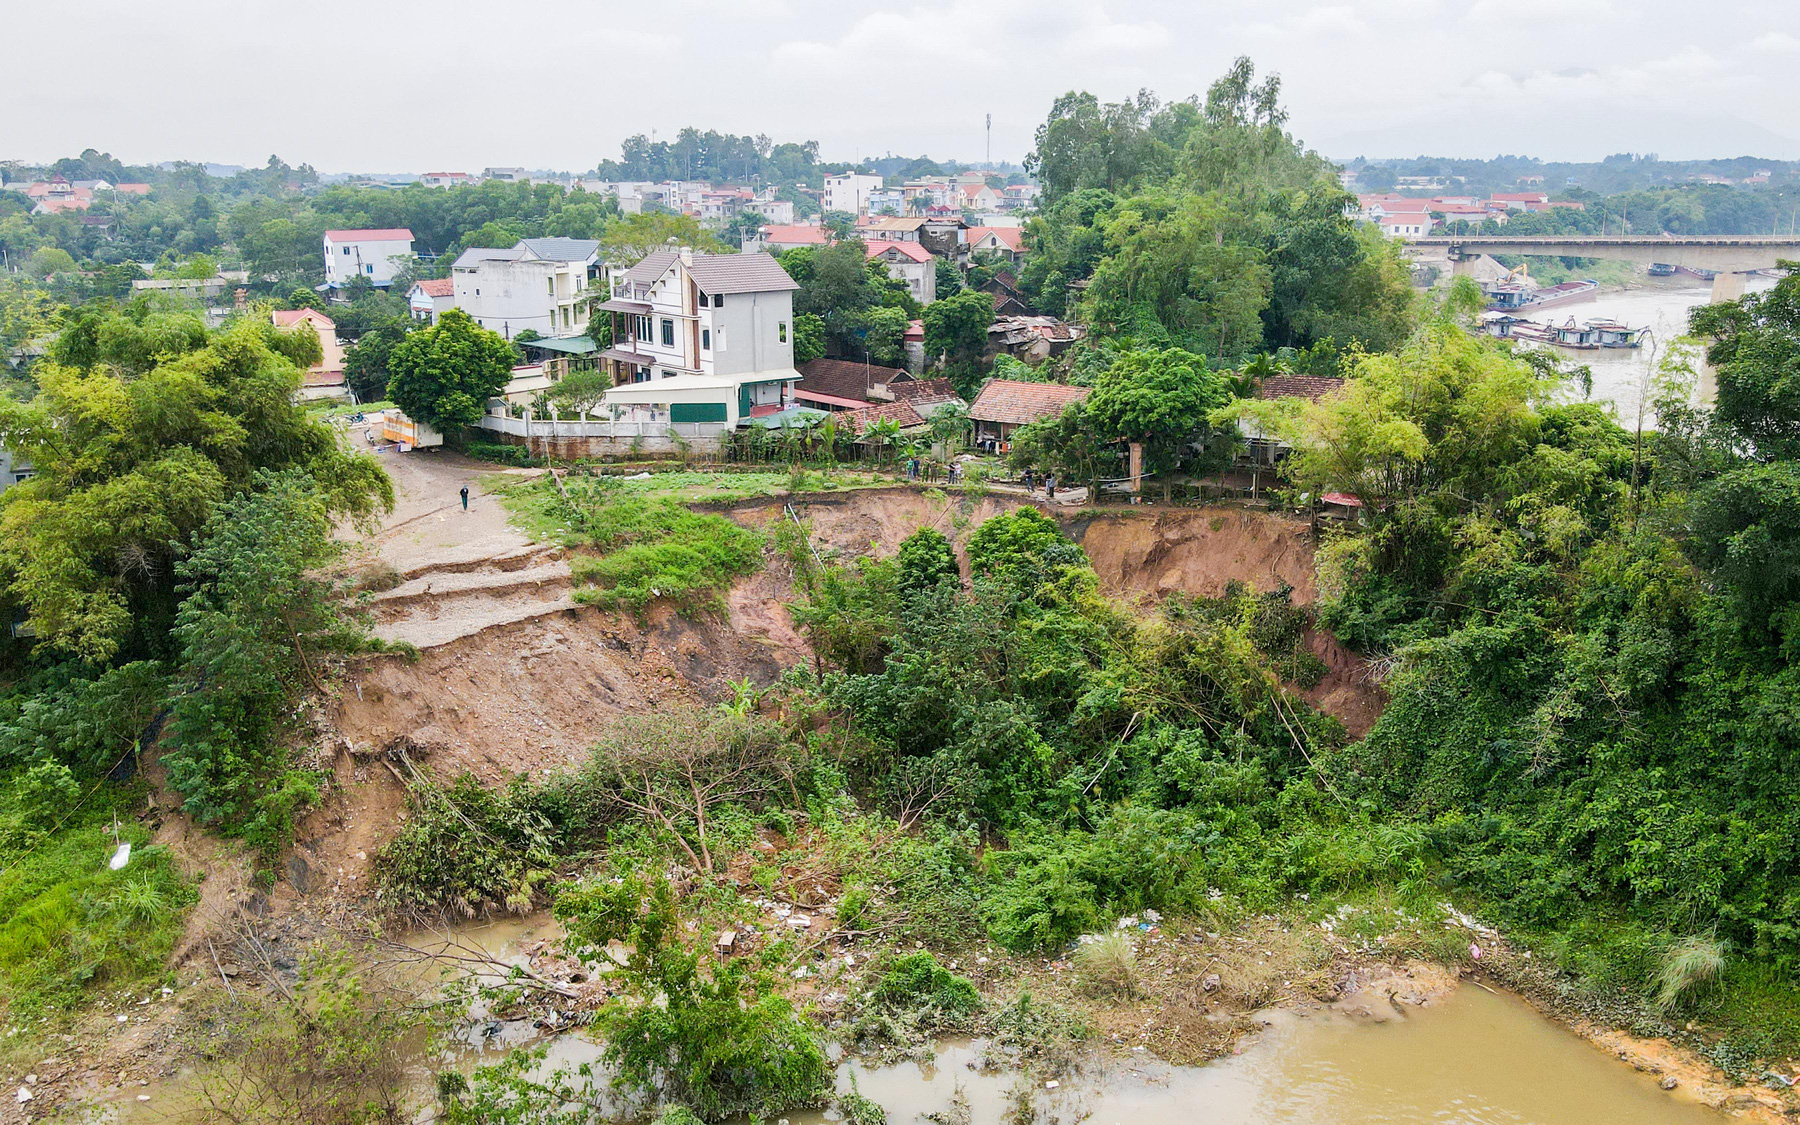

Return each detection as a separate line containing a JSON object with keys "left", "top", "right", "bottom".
{"left": 1066, "top": 507, "right": 1319, "bottom": 603}
{"left": 327, "top": 600, "right": 807, "bottom": 789}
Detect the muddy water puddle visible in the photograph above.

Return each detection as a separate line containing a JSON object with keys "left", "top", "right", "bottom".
{"left": 800, "top": 986, "right": 1724, "bottom": 1125}
{"left": 103, "top": 919, "right": 1725, "bottom": 1124}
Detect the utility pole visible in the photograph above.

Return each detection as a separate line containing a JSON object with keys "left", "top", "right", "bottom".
{"left": 986, "top": 114, "right": 992, "bottom": 172}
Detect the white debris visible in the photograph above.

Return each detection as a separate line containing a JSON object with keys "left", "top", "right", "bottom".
{"left": 109, "top": 843, "right": 132, "bottom": 871}
{"left": 17, "top": 1087, "right": 32, "bottom": 1104}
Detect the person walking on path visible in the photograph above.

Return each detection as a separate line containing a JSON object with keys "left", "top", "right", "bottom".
{"left": 460, "top": 485, "right": 470, "bottom": 512}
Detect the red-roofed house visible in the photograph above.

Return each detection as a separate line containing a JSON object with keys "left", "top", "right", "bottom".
{"left": 420, "top": 172, "right": 475, "bottom": 188}
{"left": 964, "top": 226, "right": 1025, "bottom": 263}
{"left": 272, "top": 308, "right": 347, "bottom": 397}
{"left": 866, "top": 239, "right": 936, "bottom": 303}
{"left": 407, "top": 277, "right": 456, "bottom": 323}
{"left": 958, "top": 182, "right": 1002, "bottom": 211}
{"left": 323, "top": 228, "right": 415, "bottom": 288}
{"left": 754, "top": 224, "right": 832, "bottom": 253}
{"left": 1376, "top": 211, "right": 1433, "bottom": 238}
{"left": 1491, "top": 192, "right": 1551, "bottom": 212}
{"left": 968, "top": 379, "right": 1089, "bottom": 449}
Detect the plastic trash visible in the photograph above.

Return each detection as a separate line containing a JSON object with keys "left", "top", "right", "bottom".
{"left": 109, "top": 842, "right": 131, "bottom": 871}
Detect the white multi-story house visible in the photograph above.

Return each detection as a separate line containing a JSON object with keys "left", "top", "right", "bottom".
{"left": 451, "top": 238, "right": 602, "bottom": 340}
{"left": 420, "top": 171, "right": 475, "bottom": 188}
{"left": 407, "top": 278, "right": 456, "bottom": 323}
{"left": 593, "top": 248, "right": 802, "bottom": 427}
{"left": 824, "top": 173, "right": 884, "bottom": 216}
{"left": 323, "top": 229, "right": 414, "bottom": 288}
{"left": 747, "top": 191, "right": 794, "bottom": 226}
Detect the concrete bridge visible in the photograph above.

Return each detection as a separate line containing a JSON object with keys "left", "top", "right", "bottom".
{"left": 1405, "top": 235, "right": 1800, "bottom": 301}
{"left": 1408, "top": 235, "right": 1800, "bottom": 272}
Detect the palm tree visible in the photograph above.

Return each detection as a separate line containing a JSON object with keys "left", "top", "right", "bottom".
{"left": 863, "top": 417, "right": 903, "bottom": 466}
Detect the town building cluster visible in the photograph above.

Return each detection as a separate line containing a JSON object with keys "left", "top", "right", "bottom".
{"left": 1353, "top": 191, "right": 1587, "bottom": 238}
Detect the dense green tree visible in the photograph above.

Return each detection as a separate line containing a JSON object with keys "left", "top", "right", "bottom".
{"left": 0, "top": 314, "right": 390, "bottom": 660}
{"left": 792, "top": 312, "right": 825, "bottom": 364}
{"left": 342, "top": 317, "right": 413, "bottom": 401}
{"left": 1691, "top": 267, "right": 1800, "bottom": 460}
{"left": 386, "top": 308, "right": 517, "bottom": 433}
{"left": 921, "top": 290, "right": 994, "bottom": 396}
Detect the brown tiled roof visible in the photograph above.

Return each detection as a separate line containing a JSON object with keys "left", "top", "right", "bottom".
{"left": 413, "top": 278, "right": 454, "bottom": 297}
{"left": 889, "top": 377, "right": 960, "bottom": 405}
{"left": 968, "top": 379, "right": 1089, "bottom": 426}
{"left": 796, "top": 358, "right": 908, "bottom": 404}
{"left": 625, "top": 249, "right": 800, "bottom": 294}
{"left": 1254, "top": 374, "right": 1344, "bottom": 402}
{"left": 843, "top": 401, "right": 927, "bottom": 432}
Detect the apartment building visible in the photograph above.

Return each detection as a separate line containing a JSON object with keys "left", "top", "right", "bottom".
{"left": 824, "top": 172, "right": 884, "bottom": 216}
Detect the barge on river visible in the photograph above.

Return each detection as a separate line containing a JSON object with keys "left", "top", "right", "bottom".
{"left": 1478, "top": 312, "right": 1646, "bottom": 351}
{"left": 1482, "top": 277, "right": 1600, "bottom": 312}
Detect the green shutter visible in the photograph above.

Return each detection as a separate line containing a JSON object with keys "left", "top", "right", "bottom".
{"left": 671, "top": 402, "right": 728, "bottom": 424}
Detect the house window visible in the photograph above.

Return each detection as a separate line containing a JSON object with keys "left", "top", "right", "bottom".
{"left": 343, "top": 247, "right": 351, "bottom": 255}
{"left": 778, "top": 321, "right": 787, "bottom": 343}
{"left": 661, "top": 319, "right": 675, "bottom": 347}
{"left": 366, "top": 264, "right": 374, "bottom": 274}
{"left": 702, "top": 329, "right": 711, "bottom": 350}
{"left": 713, "top": 294, "right": 724, "bottom": 308}
{"left": 699, "top": 292, "right": 709, "bottom": 307}
{"left": 547, "top": 278, "right": 555, "bottom": 296}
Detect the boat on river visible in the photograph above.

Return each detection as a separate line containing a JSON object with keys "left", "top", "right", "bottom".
{"left": 1483, "top": 277, "right": 1601, "bottom": 312}
{"left": 1478, "top": 312, "right": 1646, "bottom": 350}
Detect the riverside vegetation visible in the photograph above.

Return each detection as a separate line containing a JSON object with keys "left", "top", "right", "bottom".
{"left": 4, "top": 57, "right": 1800, "bottom": 1124}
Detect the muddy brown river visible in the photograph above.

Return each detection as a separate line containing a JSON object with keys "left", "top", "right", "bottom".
{"left": 798, "top": 985, "right": 1726, "bottom": 1125}
{"left": 105, "top": 917, "right": 1727, "bottom": 1123}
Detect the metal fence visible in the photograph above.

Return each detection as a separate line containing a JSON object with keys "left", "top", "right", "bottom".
{"left": 476, "top": 416, "right": 726, "bottom": 440}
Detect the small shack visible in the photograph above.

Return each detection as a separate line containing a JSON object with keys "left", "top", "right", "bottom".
{"left": 967, "top": 379, "right": 1090, "bottom": 453}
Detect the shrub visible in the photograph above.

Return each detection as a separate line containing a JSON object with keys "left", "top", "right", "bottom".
{"left": 1074, "top": 933, "right": 1141, "bottom": 999}
{"left": 868, "top": 952, "right": 983, "bottom": 1030}
{"left": 376, "top": 774, "right": 557, "bottom": 919}
{"left": 556, "top": 874, "right": 831, "bottom": 1121}
{"left": 1654, "top": 935, "right": 1727, "bottom": 1012}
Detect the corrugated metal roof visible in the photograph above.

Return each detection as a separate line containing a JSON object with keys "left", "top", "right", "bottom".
{"left": 518, "top": 237, "right": 600, "bottom": 261}
{"left": 452, "top": 246, "right": 524, "bottom": 269}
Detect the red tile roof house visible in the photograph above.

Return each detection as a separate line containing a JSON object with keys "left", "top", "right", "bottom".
{"left": 794, "top": 357, "right": 911, "bottom": 411}
{"left": 968, "top": 379, "right": 1090, "bottom": 451}
{"left": 964, "top": 226, "right": 1026, "bottom": 261}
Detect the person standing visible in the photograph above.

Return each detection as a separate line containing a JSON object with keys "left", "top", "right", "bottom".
{"left": 460, "top": 485, "right": 470, "bottom": 512}
{"left": 1045, "top": 474, "right": 1056, "bottom": 501}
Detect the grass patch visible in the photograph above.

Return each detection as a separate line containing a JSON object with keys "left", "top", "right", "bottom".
{"left": 0, "top": 780, "right": 197, "bottom": 1020}
{"left": 568, "top": 498, "right": 765, "bottom": 615}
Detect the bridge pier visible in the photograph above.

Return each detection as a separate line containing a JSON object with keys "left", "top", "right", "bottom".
{"left": 1710, "top": 272, "right": 1747, "bottom": 304}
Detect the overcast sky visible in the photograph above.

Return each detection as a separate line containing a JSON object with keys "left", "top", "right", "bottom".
{"left": 8, "top": 0, "right": 1799, "bottom": 173}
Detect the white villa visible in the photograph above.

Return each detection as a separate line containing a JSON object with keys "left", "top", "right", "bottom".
{"left": 593, "top": 248, "right": 802, "bottom": 427}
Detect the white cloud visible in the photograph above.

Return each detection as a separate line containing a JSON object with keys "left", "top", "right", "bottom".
{"left": 0, "top": 0, "right": 1794, "bottom": 169}
{"left": 1749, "top": 30, "right": 1800, "bottom": 54}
